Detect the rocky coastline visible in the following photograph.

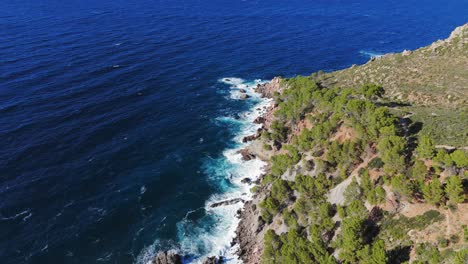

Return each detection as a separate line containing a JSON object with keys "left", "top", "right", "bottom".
{"left": 151, "top": 78, "right": 283, "bottom": 264}
{"left": 234, "top": 77, "right": 284, "bottom": 264}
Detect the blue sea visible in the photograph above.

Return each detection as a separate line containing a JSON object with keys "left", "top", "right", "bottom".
{"left": 1, "top": 0, "right": 467, "bottom": 263}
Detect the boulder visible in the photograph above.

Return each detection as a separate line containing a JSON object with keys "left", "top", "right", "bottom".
{"left": 238, "top": 149, "right": 256, "bottom": 161}
{"left": 151, "top": 250, "right": 182, "bottom": 264}
{"left": 241, "top": 178, "right": 252, "bottom": 184}
{"left": 239, "top": 89, "right": 246, "bottom": 93}
{"left": 239, "top": 94, "right": 250, "bottom": 100}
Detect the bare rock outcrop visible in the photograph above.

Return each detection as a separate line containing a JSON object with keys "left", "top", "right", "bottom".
{"left": 238, "top": 148, "right": 256, "bottom": 161}
{"left": 254, "top": 77, "right": 283, "bottom": 98}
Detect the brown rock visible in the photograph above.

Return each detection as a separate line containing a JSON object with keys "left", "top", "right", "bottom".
{"left": 242, "top": 134, "right": 259, "bottom": 143}
{"left": 238, "top": 148, "right": 256, "bottom": 161}
{"left": 254, "top": 77, "right": 283, "bottom": 98}
{"left": 152, "top": 251, "right": 182, "bottom": 264}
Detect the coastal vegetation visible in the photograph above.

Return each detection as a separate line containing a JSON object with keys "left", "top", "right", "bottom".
{"left": 253, "top": 76, "right": 467, "bottom": 263}
{"left": 234, "top": 24, "right": 468, "bottom": 264}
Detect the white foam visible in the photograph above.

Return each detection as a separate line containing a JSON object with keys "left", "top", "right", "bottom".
{"left": 176, "top": 78, "right": 271, "bottom": 263}
{"left": 138, "top": 78, "right": 272, "bottom": 264}
{"left": 359, "top": 50, "right": 384, "bottom": 59}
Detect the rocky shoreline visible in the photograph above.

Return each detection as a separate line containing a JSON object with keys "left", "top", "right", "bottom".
{"left": 151, "top": 78, "right": 282, "bottom": 264}
{"left": 233, "top": 77, "right": 283, "bottom": 264}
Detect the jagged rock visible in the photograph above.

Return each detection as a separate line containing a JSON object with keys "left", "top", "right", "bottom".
{"left": 240, "top": 94, "right": 250, "bottom": 100}
{"left": 253, "top": 116, "right": 265, "bottom": 124}
{"left": 239, "top": 89, "right": 246, "bottom": 93}
{"left": 203, "top": 256, "right": 224, "bottom": 264}
{"left": 241, "top": 178, "right": 252, "bottom": 184}
{"left": 402, "top": 49, "right": 412, "bottom": 56}
{"left": 238, "top": 148, "right": 256, "bottom": 161}
{"left": 242, "top": 134, "right": 258, "bottom": 143}
{"left": 152, "top": 250, "right": 182, "bottom": 264}
{"left": 210, "top": 198, "right": 244, "bottom": 208}
{"left": 254, "top": 77, "right": 282, "bottom": 98}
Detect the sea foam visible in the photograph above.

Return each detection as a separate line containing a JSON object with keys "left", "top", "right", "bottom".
{"left": 173, "top": 78, "right": 271, "bottom": 263}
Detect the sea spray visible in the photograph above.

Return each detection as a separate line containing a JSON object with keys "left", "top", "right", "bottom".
{"left": 174, "top": 78, "right": 272, "bottom": 263}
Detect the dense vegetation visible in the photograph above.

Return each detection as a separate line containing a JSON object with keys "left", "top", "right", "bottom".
{"left": 255, "top": 75, "right": 467, "bottom": 264}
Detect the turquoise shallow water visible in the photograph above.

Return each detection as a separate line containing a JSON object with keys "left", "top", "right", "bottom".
{"left": 1, "top": 0, "right": 467, "bottom": 263}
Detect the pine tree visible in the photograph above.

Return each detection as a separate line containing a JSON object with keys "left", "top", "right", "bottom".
{"left": 445, "top": 176, "right": 464, "bottom": 204}
{"left": 339, "top": 216, "right": 364, "bottom": 263}
{"left": 370, "top": 240, "right": 388, "bottom": 264}
{"left": 375, "top": 186, "right": 387, "bottom": 204}
{"left": 416, "top": 135, "right": 435, "bottom": 159}
{"left": 451, "top": 150, "right": 468, "bottom": 168}
{"left": 422, "top": 178, "right": 444, "bottom": 205}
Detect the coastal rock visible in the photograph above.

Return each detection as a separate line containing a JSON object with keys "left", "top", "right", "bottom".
{"left": 253, "top": 116, "right": 265, "bottom": 124}
{"left": 239, "top": 89, "right": 246, "bottom": 93}
{"left": 203, "top": 256, "right": 224, "bottom": 264}
{"left": 254, "top": 77, "right": 282, "bottom": 98}
{"left": 241, "top": 178, "right": 252, "bottom": 184}
{"left": 240, "top": 94, "right": 250, "bottom": 100}
{"left": 210, "top": 198, "right": 244, "bottom": 208}
{"left": 238, "top": 148, "right": 256, "bottom": 161}
{"left": 402, "top": 49, "right": 412, "bottom": 56}
{"left": 242, "top": 134, "right": 259, "bottom": 143}
{"left": 151, "top": 250, "right": 182, "bottom": 264}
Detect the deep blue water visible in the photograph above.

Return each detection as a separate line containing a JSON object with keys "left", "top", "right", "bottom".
{"left": 1, "top": 0, "right": 467, "bottom": 263}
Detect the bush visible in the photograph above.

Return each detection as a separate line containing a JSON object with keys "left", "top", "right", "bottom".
{"left": 437, "top": 237, "right": 449, "bottom": 248}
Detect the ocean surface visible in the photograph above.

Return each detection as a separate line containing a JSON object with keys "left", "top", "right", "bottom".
{"left": 1, "top": 0, "right": 467, "bottom": 263}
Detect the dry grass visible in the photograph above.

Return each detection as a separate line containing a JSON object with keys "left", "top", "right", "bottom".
{"left": 318, "top": 24, "right": 468, "bottom": 147}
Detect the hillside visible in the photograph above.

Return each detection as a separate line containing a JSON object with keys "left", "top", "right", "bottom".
{"left": 234, "top": 24, "right": 468, "bottom": 264}
{"left": 318, "top": 24, "right": 468, "bottom": 147}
